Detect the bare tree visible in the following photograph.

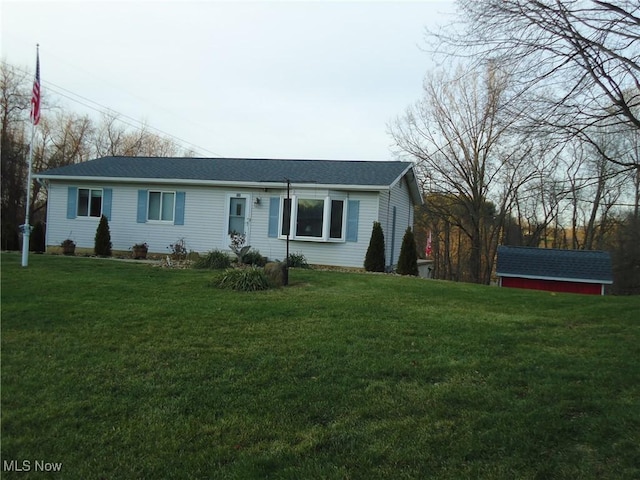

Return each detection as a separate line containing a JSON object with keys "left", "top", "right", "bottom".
{"left": 435, "top": 0, "right": 640, "bottom": 168}
{"left": 391, "top": 65, "right": 535, "bottom": 283}
{"left": 1, "top": 60, "right": 189, "bottom": 250}
{"left": 1, "top": 62, "right": 30, "bottom": 249}
{"left": 93, "top": 113, "right": 181, "bottom": 157}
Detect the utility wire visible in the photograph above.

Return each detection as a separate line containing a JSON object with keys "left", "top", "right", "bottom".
{"left": 8, "top": 62, "right": 224, "bottom": 157}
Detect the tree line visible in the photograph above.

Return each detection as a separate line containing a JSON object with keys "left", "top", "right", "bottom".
{"left": 391, "top": 0, "right": 639, "bottom": 294}
{"left": 1, "top": 61, "right": 192, "bottom": 251}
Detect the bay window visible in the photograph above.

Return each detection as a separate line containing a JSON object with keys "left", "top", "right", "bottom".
{"left": 280, "top": 196, "right": 345, "bottom": 241}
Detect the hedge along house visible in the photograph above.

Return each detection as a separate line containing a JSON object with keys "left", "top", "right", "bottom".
{"left": 496, "top": 245, "right": 613, "bottom": 295}
{"left": 35, "top": 156, "right": 422, "bottom": 269}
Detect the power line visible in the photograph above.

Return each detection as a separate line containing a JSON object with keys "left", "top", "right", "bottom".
{"left": 8, "top": 62, "right": 224, "bottom": 157}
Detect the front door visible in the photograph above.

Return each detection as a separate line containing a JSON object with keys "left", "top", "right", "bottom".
{"left": 228, "top": 196, "right": 248, "bottom": 236}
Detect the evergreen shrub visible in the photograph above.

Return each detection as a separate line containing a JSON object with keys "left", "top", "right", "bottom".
{"left": 30, "top": 221, "right": 45, "bottom": 253}
{"left": 396, "top": 227, "right": 418, "bottom": 276}
{"left": 364, "top": 221, "right": 386, "bottom": 272}
{"left": 94, "top": 215, "right": 112, "bottom": 257}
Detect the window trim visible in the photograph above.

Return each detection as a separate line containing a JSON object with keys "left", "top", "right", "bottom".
{"left": 279, "top": 195, "right": 346, "bottom": 242}
{"left": 147, "top": 190, "right": 176, "bottom": 223}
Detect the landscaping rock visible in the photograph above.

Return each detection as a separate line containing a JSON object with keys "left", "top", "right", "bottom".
{"left": 265, "top": 261, "right": 287, "bottom": 287}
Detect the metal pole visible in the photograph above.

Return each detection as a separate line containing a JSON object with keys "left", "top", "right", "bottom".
{"left": 284, "top": 178, "right": 290, "bottom": 286}
{"left": 22, "top": 44, "right": 39, "bottom": 268}
{"left": 21, "top": 117, "right": 36, "bottom": 267}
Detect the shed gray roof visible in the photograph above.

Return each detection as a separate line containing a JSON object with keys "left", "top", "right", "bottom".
{"left": 496, "top": 245, "right": 613, "bottom": 284}
{"left": 37, "top": 156, "right": 414, "bottom": 187}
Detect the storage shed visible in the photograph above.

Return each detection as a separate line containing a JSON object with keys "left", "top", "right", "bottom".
{"left": 496, "top": 245, "right": 613, "bottom": 295}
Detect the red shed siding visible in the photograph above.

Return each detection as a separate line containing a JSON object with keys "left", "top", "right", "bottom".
{"left": 501, "top": 277, "right": 602, "bottom": 295}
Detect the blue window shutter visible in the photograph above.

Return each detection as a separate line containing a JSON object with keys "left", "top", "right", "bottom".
{"left": 346, "top": 200, "right": 359, "bottom": 242}
{"left": 137, "top": 190, "right": 148, "bottom": 223}
{"left": 175, "top": 191, "right": 186, "bottom": 225}
{"left": 67, "top": 187, "right": 77, "bottom": 219}
{"left": 268, "top": 197, "right": 280, "bottom": 238}
{"left": 102, "top": 188, "right": 112, "bottom": 220}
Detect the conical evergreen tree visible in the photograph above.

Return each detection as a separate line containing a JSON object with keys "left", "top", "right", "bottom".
{"left": 396, "top": 227, "right": 418, "bottom": 276}
{"left": 30, "top": 221, "right": 45, "bottom": 253}
{"left": 364, "top": 221, "right": 386, "bottom": 272}
{"left": 94, "top": 214, "right": 112, "bottom": 257}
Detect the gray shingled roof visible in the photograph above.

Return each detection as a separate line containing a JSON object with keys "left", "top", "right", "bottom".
{"left": 496, "top": 245, "right": 613, "bottom": 284}
{"left": 36, "top": 156, "right": 414, "bottom": 187}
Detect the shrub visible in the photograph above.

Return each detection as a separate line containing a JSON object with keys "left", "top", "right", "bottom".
{"left": 364, "top": 221, "right": 386, "bottom": 272}
{"left": 396, "top": 227, "right": 418, "bottom": 276}
{"left": 213, "top": 266, "right": 271, "bottom": 291}
{"left": 287, "top": 252, "right": 310, "bottom": 269}
{"left": 30, "top": 221, "right": 45, "bottom": 253}
{"left": 193, "top": 250, "right": 232, "bottom": 270}
{"left": 94, "top": 215, "right": 112, "bottom": 257}
{"left": 242, "top": 249, "right": 267, "bottom": 267}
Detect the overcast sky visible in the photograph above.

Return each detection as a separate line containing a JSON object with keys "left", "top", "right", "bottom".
{"left": 2, "top": 0, "right": 456, "bottom": 160}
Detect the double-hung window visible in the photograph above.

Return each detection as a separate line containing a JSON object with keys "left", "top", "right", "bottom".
{"left": 280, "top": 196, "right": 346, "bottom": 241}
{"left": 136, "top": 189, "right": 185, "bottom": 225}
{"left": 77, "top": 188, "right": 103, "bottom": 217}
{"left": 148, "top": 191, "right": 175, "bottom": 222}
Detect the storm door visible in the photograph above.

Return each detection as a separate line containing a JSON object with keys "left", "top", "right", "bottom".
{"left": 228, "top": 196, "right": 247, "bottom": 236}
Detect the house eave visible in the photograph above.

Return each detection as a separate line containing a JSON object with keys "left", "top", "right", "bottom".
{"left": 388, "top": 164, "right": 423, "bottom": 205}
{"left": 34, "top": 174, "right": 399, "bottom": 193}
{"left": 497, "top": 273, "right": 613, "bottom": 285}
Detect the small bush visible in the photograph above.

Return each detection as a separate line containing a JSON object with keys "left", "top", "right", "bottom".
{"left": 242, "top": 249, "right": 267, "bottom": 267}
{"left": 364, "top": 221, "right": 386, "bottom": 272}
{"left": 396, "top": 227, "right": 418, "bottom": 276}
{"left": 213, "top": 266, "right": 271, "bottom": 291}
{"left": 30, "top": 221, "right": 45, "bottom": 253}
{"left": 193, "top": 250, "right": 232, "bottom": 269}
{"left": 94, "top": 215, "right": 112, "bottom": 257}
{"left": 287, "top": 252, "right": 310, "bottom": 269}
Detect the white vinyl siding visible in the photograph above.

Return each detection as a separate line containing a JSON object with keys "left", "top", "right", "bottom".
{"left": 44, "top": 181, "right": 414, "bottom": 269}
{"left": 378, "top": 177, "right": 414, "bottom": 267}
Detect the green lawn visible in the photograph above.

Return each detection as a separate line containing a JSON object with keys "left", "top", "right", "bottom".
{"left": 1, "top": 252, "right": 639, "bottom": 479}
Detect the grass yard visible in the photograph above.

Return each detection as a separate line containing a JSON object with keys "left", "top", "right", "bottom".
{"left": 1, "top": 252, "right": 639, "bottom": 479}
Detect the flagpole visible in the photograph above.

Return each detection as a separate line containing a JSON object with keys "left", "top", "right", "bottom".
{"left": 21, "top": 44, "right": 40, "bottom": 268}
{"left": 21, "top": 124, "right": 36, "bottom": 267}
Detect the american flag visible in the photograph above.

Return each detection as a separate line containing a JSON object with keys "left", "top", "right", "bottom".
{"left": 30, "top": 49, "right": 40, "bottom": 125}
{"left": 425, "top": 230, "right": 432, "bottom": 257}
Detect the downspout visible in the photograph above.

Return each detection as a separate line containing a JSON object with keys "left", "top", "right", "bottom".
{"left": 390, "top": 206, "right": 397, "bottom": 271}
{"left": 385, "top": 190, "right": 391, "bottom": 270}
{"left": 38, "top": 178, "right": 49, "bottom": 252}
